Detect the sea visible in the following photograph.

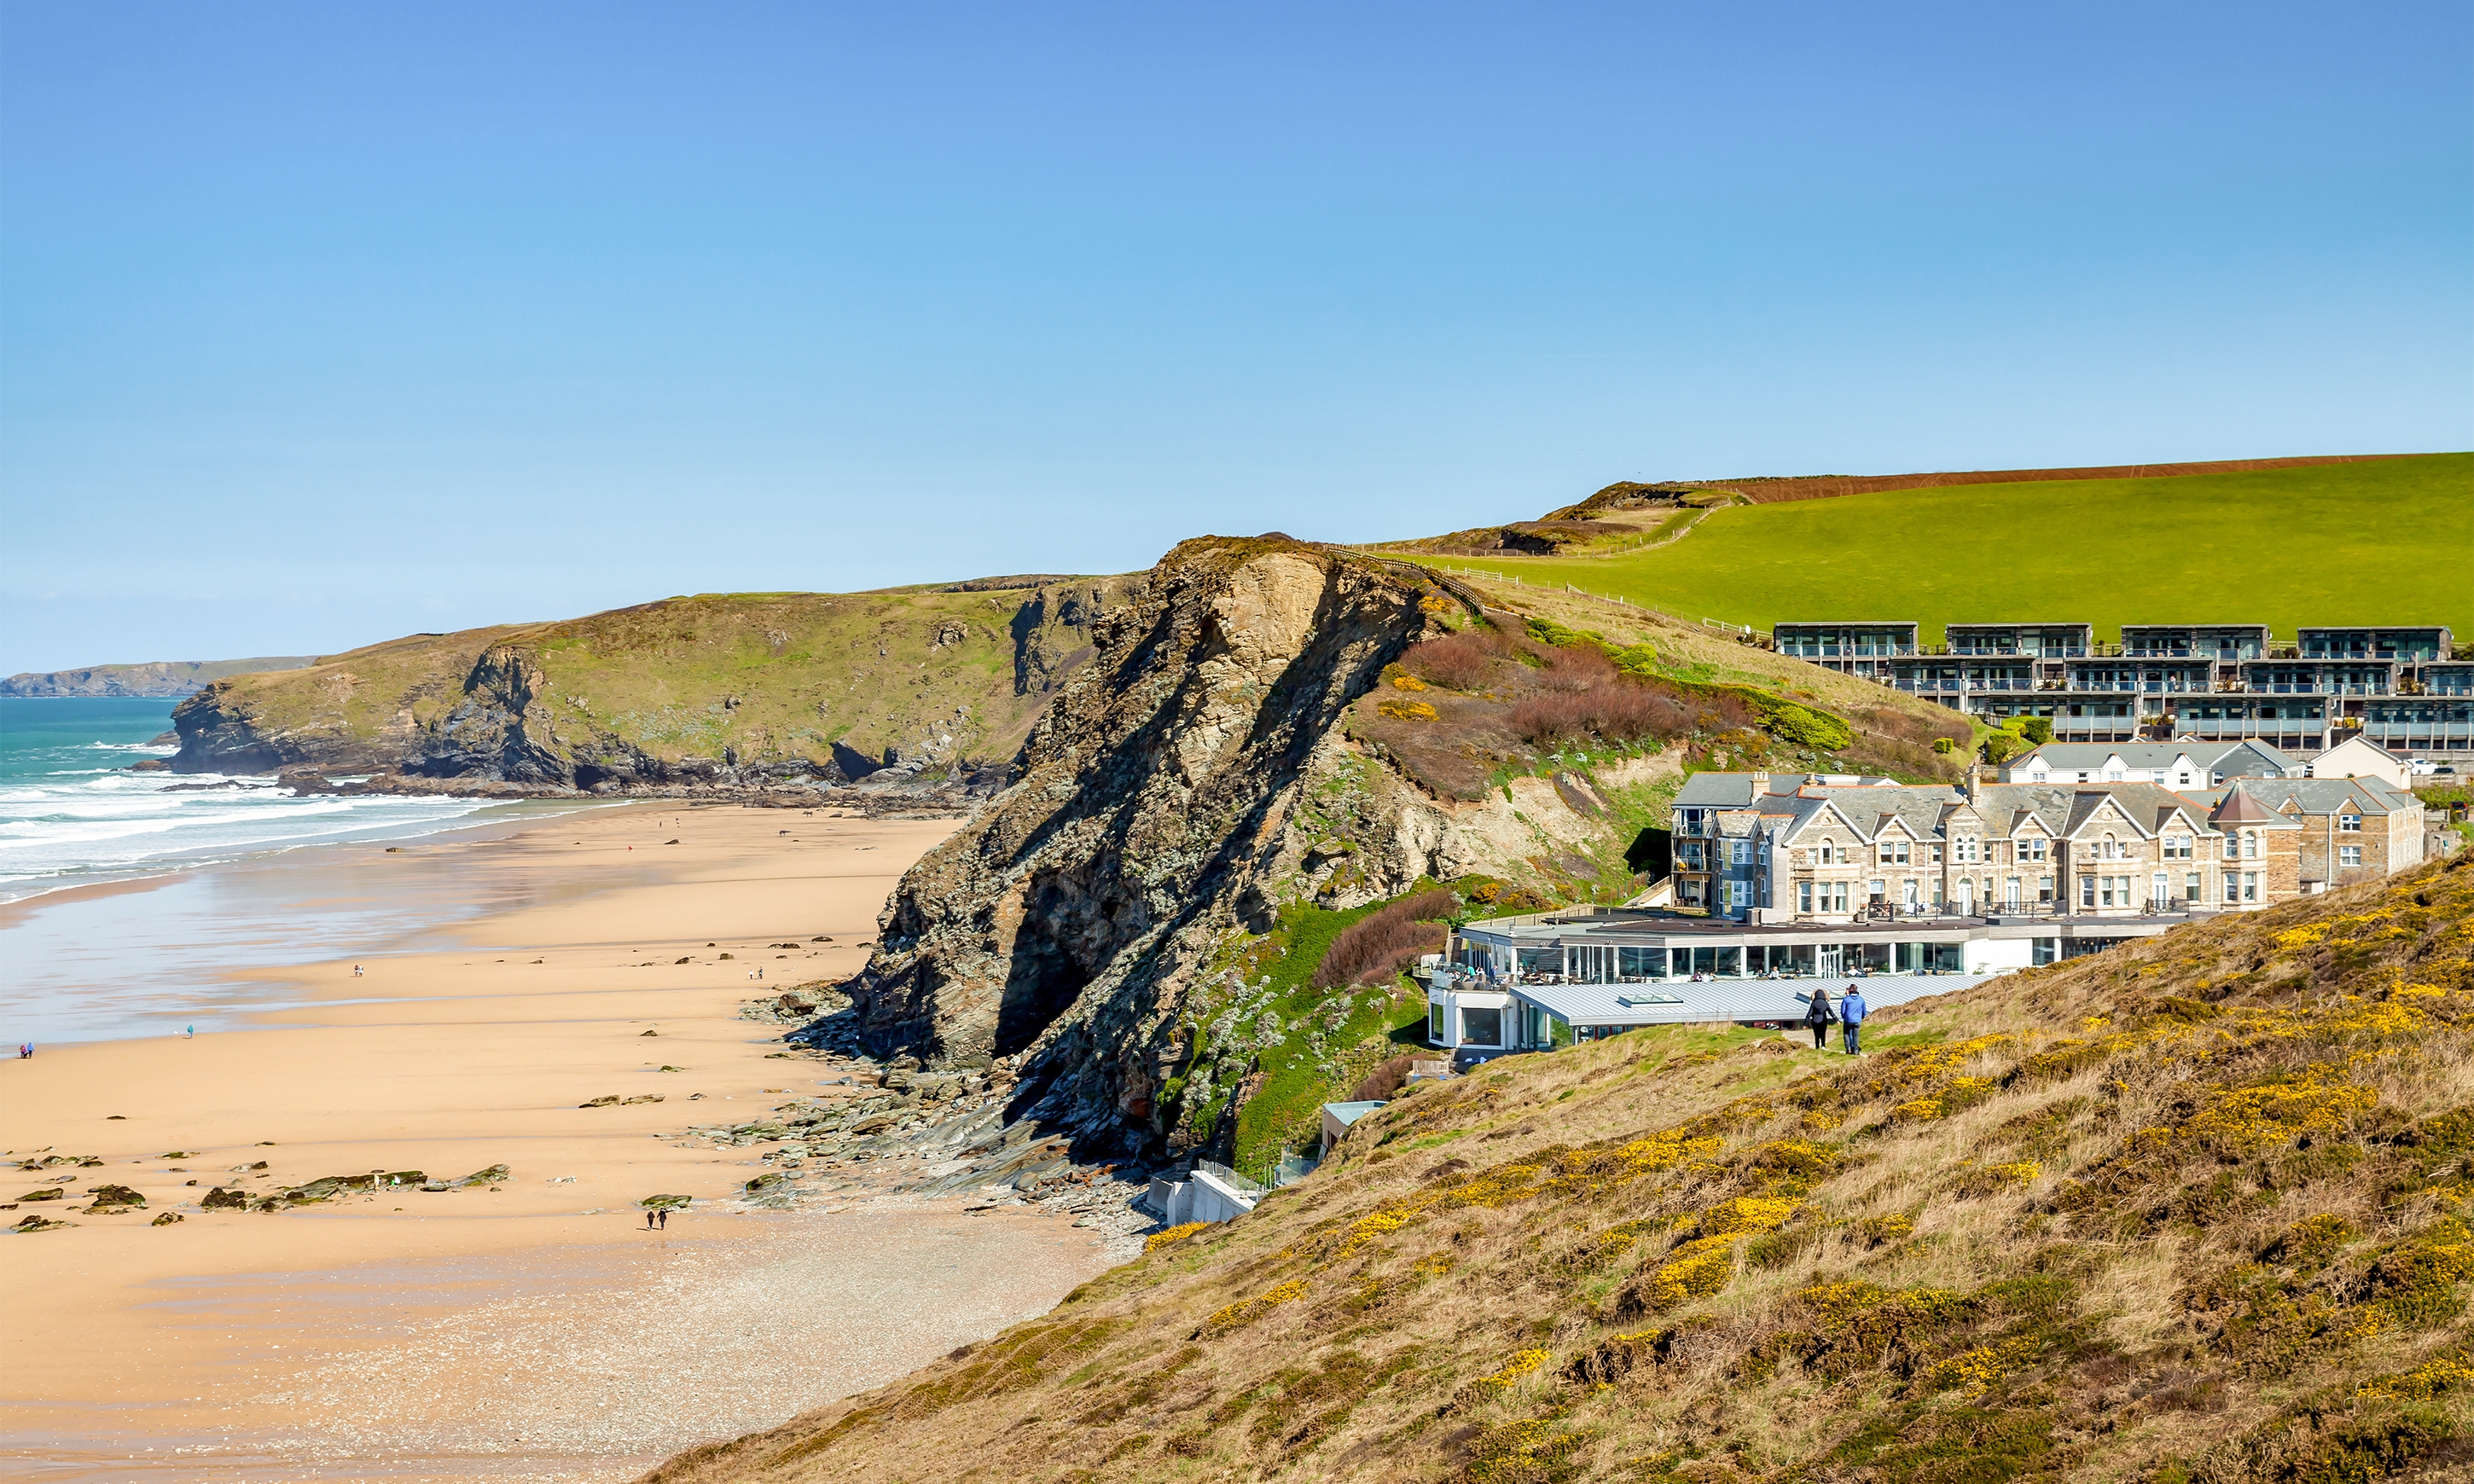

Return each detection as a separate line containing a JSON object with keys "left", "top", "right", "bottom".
{"left": 0, "top": 697, "right": 613, "bottom": 1045}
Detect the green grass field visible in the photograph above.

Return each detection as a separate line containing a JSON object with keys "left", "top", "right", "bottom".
{"left": 1413, "top": 453, "right": 2472, "bottom": 642}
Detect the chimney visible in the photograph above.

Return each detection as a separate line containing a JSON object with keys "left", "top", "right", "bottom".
{"left": 1964, "top": 760, "right": 1983, "bottom": 804}
{"left": 1750, "top": 769, "right": 1771, "bottom": 797}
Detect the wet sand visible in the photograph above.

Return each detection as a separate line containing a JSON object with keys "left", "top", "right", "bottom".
{"left": 0, "top": 803, "right": 1121, "bottom": 1482}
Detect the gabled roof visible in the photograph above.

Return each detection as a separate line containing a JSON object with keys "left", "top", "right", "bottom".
{"left": 2233, "top": 778, "right": 2420, "bottom": 818}
{"left": 2063, "top": 791, "right": 2152, "bottom": 840}
{"left": 2014, "top": 744, "right": 2200, "bottom": 773}
{"left": 1673, "top": 774, "right": 1763, "bottom": 809}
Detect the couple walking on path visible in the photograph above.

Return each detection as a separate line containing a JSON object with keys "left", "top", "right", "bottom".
{"left": 1803, "top": 984, "right": 1867, "bottom": 1054}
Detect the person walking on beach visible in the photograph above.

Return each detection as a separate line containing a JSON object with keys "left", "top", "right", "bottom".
{"left": 184, "top": 1024, "right": 195, "bottom": 1040}
{"left": 1839, "top": 983, "right": 1867, "bottom": 1055}
{"left": 657, "top": 1209, "right": 667, "bottom": 1230}
{"left": 645, "top": 1209, "right": 656, "bottom": 1231}
{"left": 351, "top": 965, "right": 363, "bottom": 977}
{"left": 1801, "top": 987, "right": 1835, "bottom": 1051}
{"left": 16, "top": 1043, "right": 29, "bottom": 1059}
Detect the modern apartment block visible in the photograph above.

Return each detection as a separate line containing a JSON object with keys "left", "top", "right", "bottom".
{"left": 1943, "top": 622, "right": 2093, "bottom": 659}
{"left": 2120, "top": 623, "right": 2272, "bottom": 660}
{"left": 1770, "top": 622, "right": 1919, "bottom": 679}
{"left": 2300, "top": 627, "right": 2454, "bottom": 662}
{"left": 1773, "top": 619, "right": 2467, "bottom": 758}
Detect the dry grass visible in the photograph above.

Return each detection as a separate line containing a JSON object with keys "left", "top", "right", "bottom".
{"left": 642, "top": 856, "right": 2474, "bottom": 1484}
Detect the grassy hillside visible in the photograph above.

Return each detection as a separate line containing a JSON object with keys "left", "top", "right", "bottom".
{"left": 1399, "top": 454, "right": 2473, "bottom": 642}
{"left": 649, "top": 854, "right": 2474, "bottom": 1483}
{"left": 176, "top": 578, "right": 1131, "bottom": 781}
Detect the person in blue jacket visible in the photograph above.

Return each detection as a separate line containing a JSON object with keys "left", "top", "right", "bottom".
{"left": 1838, "top": 983, "right": 1867, "bottom": 1054}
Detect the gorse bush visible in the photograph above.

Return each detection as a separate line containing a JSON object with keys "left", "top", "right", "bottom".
{"left": 1754, "top": 697, "right": 1854, "bottom": 751}
{"left": 1314, "top": 888, "right": 1460, "bottom": 988}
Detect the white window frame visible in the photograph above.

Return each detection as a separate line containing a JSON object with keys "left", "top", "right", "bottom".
{"left": 2339, "top": 844, "right": 2363, "bottom": 867}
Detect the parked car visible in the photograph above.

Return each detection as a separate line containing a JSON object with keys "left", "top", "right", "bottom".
{"left": 2409, "top": 757, "right": 2441, "bottom": 776}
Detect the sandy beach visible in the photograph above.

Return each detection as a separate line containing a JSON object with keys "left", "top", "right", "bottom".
{"left": 0, "top": 803, "right": 1124, "bottom": 1482}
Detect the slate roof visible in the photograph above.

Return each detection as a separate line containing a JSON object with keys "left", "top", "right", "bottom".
{"left": 1692, "top": 774, "right": 2227, "bottom": 846}
{"left": 1673, "top": 774, "right": 1763, "bottom": 809}
{"left": 2233, "top": 778, "right": 2421, "bottom": 818}
{"left": 2012, "top": 741, "right": 2278, "bottom": 774}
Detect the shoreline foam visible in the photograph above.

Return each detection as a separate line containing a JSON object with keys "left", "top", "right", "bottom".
{"left": 0, "top": 802, "right": 1124, "bottom": 1482}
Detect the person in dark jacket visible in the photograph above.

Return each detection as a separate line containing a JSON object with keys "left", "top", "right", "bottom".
{"left": 1801, "top": 987, "right": 1836, "bottom": 1050}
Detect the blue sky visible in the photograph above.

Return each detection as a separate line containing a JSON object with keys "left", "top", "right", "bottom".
{"left": 3, "top": 3, "right": 2468, "bottom": 672}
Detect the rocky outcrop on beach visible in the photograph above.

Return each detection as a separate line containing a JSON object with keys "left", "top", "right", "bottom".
{"left": 832, "top": 538, "right": 1493, "bottom": 1162}
{"left": 0, "top": 655, "right": 317, "bottom": 699}
{"left": 160, "top": 579, "right": 1137, "bottom": 794}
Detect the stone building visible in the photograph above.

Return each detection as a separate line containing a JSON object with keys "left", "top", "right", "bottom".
{"left": 1668, "top": 768, "right": 2355, "bottom": 925}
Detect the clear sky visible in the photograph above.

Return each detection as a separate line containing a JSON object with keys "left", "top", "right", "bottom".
{"left": 3, "top": 3, "right": 2468, "bottom": 673}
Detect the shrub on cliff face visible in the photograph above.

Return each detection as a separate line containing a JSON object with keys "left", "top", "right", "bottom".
{"left": 1510, "top": 687, "right": 1693, "bottom": 747}
{"left": 1400, "top": 629, "right": 1512, "bottom": 692}
{"left": 1313, "top": 889, "right": 1459, "bottom": 988}
{"left": 1753, "top": 696, "right": 1854, "bottom": 751}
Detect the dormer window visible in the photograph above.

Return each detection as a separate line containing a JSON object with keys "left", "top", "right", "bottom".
{"left": 1879, "top": 839, "right": 1910, "bottom": 866}
{"left": 2019, "top": 837, "right": 2048, "bottom": 862}
{"left": 2339, "top": 814, "right": 2362, "bottom": 832}
{"left": 2163, "top": 835, "right": 2192, "bottom": 859}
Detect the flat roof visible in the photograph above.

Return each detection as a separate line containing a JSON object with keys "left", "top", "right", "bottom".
{"left": 1508, "top": 972, "right": 1998, "bottom": 1026}
{"left": 1461, "top": 913, "right": 2202, "bottom": 945}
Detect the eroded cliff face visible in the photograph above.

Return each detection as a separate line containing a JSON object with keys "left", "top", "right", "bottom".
{"left": 844, "top": 538, "right": 1513, "bottom": 1156}
{"left": 166, "top": 581, "right": 1133, "bottom": 792}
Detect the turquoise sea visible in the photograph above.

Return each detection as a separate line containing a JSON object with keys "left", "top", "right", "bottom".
{"left": 0, "top": 696, "right": 537, "bottom": 903}
{"left": 0, "top": 697, "right": 612, "bottom": 1044}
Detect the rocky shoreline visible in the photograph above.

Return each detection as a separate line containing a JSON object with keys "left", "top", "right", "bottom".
{"left": 119, "top": 758, "right": 998, "bottom": 815}
{"left": 695, "top": 991, "right": 1164, "bottom": 1257}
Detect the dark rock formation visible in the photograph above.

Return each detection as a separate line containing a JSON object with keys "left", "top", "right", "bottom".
{"left": 838, "top": 538, "right": 1455, "bottom": 1160}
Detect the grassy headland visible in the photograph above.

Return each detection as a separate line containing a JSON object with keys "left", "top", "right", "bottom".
{"left": 1392, "top": 454, "right": 2473, "bottom": 642}
{"left": 171, "top": 578, "right": 1133, "bottom": 783}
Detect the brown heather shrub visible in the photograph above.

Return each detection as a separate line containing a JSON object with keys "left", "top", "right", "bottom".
{"left": 1399, "top": 629, "right": 1508, "bottom": 692}
{"left": 1315, "top": 889, "right": 1460, "bottom": 988}
{"left": 1510, "top": 686, "right": 1694, "bottom": 747}
{"left": 1532, "top": 643, "right": 1615, "bottom": 692}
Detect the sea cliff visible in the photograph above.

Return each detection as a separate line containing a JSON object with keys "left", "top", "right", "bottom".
{"left": 165, "top": 581, "right": 1135, "bottom": 792}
